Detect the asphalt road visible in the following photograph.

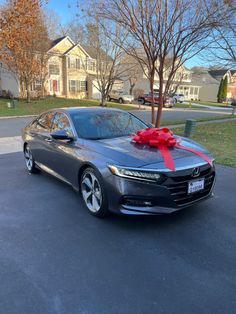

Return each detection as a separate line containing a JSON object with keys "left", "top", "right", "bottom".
{"left": 0, "top": 107, "right": 232, "bottom": 137}
{"left": 0, "top": 152, "right": 235, "bottom": 314}
{"left": 132, "top": 107, "right": 231, "bottom": 124}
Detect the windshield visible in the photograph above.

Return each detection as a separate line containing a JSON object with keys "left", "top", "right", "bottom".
{"left": 71, "top": 111, "right": 147, "bottom": 140}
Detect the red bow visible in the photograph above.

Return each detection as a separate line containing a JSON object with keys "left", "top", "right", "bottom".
{"left": 133, "top": 128, "right": 213, "bottom": 171}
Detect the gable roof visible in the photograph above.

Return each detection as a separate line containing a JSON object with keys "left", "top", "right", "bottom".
{"left": 50, "top": 36, "right": 67, "bottom": 49}
{"left": 63, "top": 43, "right": 90, "bottom": 57}
{"left": 82, "top": 45, "right": 113, "bottom": 62}
{"left": 191, "top": 68, "right": 220, "bottom": 86}
{"left": 48, "top": 36, "right": 75, "bottom": 52}
{"left": 208, "top": 69, "right": 230, "bottom": 81}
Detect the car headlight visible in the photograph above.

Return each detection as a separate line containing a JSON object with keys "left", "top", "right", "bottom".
{"left": 108, "top": 165, "right": 161, "bottom": 182}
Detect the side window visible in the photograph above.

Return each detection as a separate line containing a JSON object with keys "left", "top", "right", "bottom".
{"left": 35, "top": 112, "right": 54, "bottom": 131}
{"left": 52, "top": 113, "right": 74, "bottom": 137}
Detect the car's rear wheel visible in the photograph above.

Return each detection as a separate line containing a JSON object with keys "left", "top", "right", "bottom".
{"left": 119, "top": 98, "right": 124, "bottom": 104}
{"left": 24, "top": 145, "right": 39, "bottom": 174}
{"left": 107, "top": 96, "right": 111, "bottom": 101}
{"left": 81, "top": 168, "right": 109, "bottom": 217}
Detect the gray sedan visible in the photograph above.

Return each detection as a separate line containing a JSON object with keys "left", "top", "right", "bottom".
{"left": 22, "top": 107, "right": 215, "bottom": 217}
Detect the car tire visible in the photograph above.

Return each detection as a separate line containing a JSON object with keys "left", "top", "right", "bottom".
{"left": 119, "top": 98, "right": 124, "bottom": 104}
{"left": 80, "top": 167, "right": 109, "bottom": 217}
{"left": 140, "top": 98, "right": 145, "bottom": 105}
{"left": 107, "top": 96, "right": 111, "bottom": 101}
{"left": 24, "top": 144, "right": 39, "bottom": 174}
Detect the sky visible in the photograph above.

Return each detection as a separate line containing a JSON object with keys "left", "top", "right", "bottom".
{"left": 0, "top": 0, "right": 204, "bottom": 68}
{"left": 45, "top": 0, "right": 74, "bottom": 25}
{"left": 44, "top": 0, "right": 204, "bottom": 68}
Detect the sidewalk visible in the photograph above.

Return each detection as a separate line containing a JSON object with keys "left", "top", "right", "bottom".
{"left": 166, "top": 117, "right": 236, "bottom": 129}
{"left": 0, "top": 136, "right": 22, "bottom": 155}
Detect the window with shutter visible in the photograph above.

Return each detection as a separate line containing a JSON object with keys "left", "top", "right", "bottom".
{"left": 80, "top": 81, "right": 87, "bottom": 92}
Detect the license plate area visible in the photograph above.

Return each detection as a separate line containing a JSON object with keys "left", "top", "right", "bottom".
{"left": 188, "top": 178, "right": 205, "bottom": 194}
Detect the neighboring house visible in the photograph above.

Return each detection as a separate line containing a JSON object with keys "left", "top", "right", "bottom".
{"left": 122, "top": 57, "right": 200, "bottom": 100}
{"left": 191, "top": 68, "right": 236, "bottom": 102}
{"left": 0, "top": 62, "right": 19, "bottom": 97}
{"left": 191, "top": 68, "right": 220, "bottom": 102}
{"left": 209, "top": 69, "right": 236, "bottom": 100}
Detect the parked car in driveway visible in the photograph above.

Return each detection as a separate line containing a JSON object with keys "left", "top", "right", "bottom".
{"left": 138, "top": 93, "right": 174, "bottom": 108}
{"left": 107, "top": 91, "right": 134, "bottom": 103}
{"left": 22, "top": 107, "right": 215, "bottom": 217}
{"left": 172, "top": 93, "right": 185, "bottom": 104}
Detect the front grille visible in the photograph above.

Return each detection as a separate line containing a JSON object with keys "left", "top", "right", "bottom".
{"left": 164, "top": 165, "right": 215, "bottom": 207}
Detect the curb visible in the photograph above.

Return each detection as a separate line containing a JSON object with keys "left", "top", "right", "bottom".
{"left": 0, "top": 115, "right": 36, "bottom": 120}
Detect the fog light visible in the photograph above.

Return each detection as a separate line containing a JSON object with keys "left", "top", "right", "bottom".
{"left": 125, "top": 199, "right": 153, "bottom": 207}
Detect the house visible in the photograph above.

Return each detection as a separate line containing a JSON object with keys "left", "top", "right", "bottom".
{"left": 0, "top": 62, "right": 19, "bottom": 97}
{"left": 121, "top": 56, "right": 201, "bottom": 100}
{"left": 45, "top": 36, "right": 98, "bottom": 99}
{"left": 0, "top": 36, "right": 104, "bottom": 100}
{"left": 191, "top": 68, "right": 220, "bottom": 102}
{"left": 191, "top": 68, "right": 236, "bottom": 102}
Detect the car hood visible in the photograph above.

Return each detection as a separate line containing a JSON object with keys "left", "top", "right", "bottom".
{"left": 83, "top": 135, "right": 213, "bottom": 170}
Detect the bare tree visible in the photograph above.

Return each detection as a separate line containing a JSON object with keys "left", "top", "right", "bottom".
{"left": 97, "top": 0, "right": 231, "bottom": 127}
{"left": 200, "top": 1, "right": 236, "bottom": 68}
{"left": 120, "top": 55, "right": 142, "bottom": 95}
{"left": 82, "top": 21, "right": 128, "bottom": 106}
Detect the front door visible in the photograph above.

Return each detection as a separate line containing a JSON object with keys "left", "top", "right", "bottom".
{"left": 53, "top": 80, "right": 58, "bottom": 93}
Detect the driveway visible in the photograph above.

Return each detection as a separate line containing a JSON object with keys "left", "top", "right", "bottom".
{"left": 0, "top": 151, "right": 235, "bottom": 314}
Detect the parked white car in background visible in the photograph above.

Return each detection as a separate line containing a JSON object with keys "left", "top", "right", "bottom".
{"left": 172, "top": 93, "right": 185, "bottom": 104}
{"left": 108, "top": 91, "right": 134, "bottom": 104}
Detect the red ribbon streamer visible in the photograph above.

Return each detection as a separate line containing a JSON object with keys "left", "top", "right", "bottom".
{"left": 132, "top": 128, "right": 213, "bottom": 171}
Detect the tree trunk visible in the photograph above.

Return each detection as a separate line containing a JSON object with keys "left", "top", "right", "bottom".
{"left": 149, "top": 76, "right": 155, "bottom": 125}
{"left": 100, "top": 94, "right": 107, "bottom": 107}
{"left": 129, "top": 83, "right": 135, "bottom": 95}
{"left": 155, "top": 77, "right": 164, "bottom": 128}
{"left": 26, "top": 82, "right": 31, "bottom": 103}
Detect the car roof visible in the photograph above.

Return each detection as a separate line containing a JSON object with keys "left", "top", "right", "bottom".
{"left": 43, "top": 106, "right": 125, "bottom": 116}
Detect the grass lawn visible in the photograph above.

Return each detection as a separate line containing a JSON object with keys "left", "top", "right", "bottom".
{"left": 193, "top": 100, "right": 232, "bottom": 108}
{"left": 174, "top": 121, "right": 236, "bottom": 167}
{"left": 161, "top": 115, "right": 235, "bottom": 127}
{"left": 175, "top": 103, "right": 204, "bottom": 109}
{"left": 0, "top": 97, "right": 135, "bottom": 117}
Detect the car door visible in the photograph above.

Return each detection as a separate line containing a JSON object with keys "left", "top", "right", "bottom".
{"left": 45, "top": 112, "right": 80, "bottom": 185}
{"left": 28, "top": 111, "right": 55, "bottom": 164}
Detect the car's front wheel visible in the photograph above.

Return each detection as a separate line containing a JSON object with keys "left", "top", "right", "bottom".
{"left": 140, "top": 98, "right": 145, "bottom": 105}
{"left": 81, "top": 168, "right": 109, "bottom": 217}
{"left": 24, "top": 144, "right": 39, "bottom": 174}
{"left": 119, "top": 98, "right": 124, "bottom": 104}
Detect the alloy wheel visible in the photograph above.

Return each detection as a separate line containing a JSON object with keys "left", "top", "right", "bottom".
{"left": 81, "top": 171, "right": 102, "bottom": 213}
{"left": 24, "top": 146, "right": 33, "bottom": 171}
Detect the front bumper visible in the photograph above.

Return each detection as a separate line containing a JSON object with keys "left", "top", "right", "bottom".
{"left": 105, "top": 163, "right": 215, "bottom": 215}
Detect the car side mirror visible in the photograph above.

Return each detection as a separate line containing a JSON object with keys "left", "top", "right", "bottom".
{"left": 50, "top": 130, "right": 74, "bottom": 141}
